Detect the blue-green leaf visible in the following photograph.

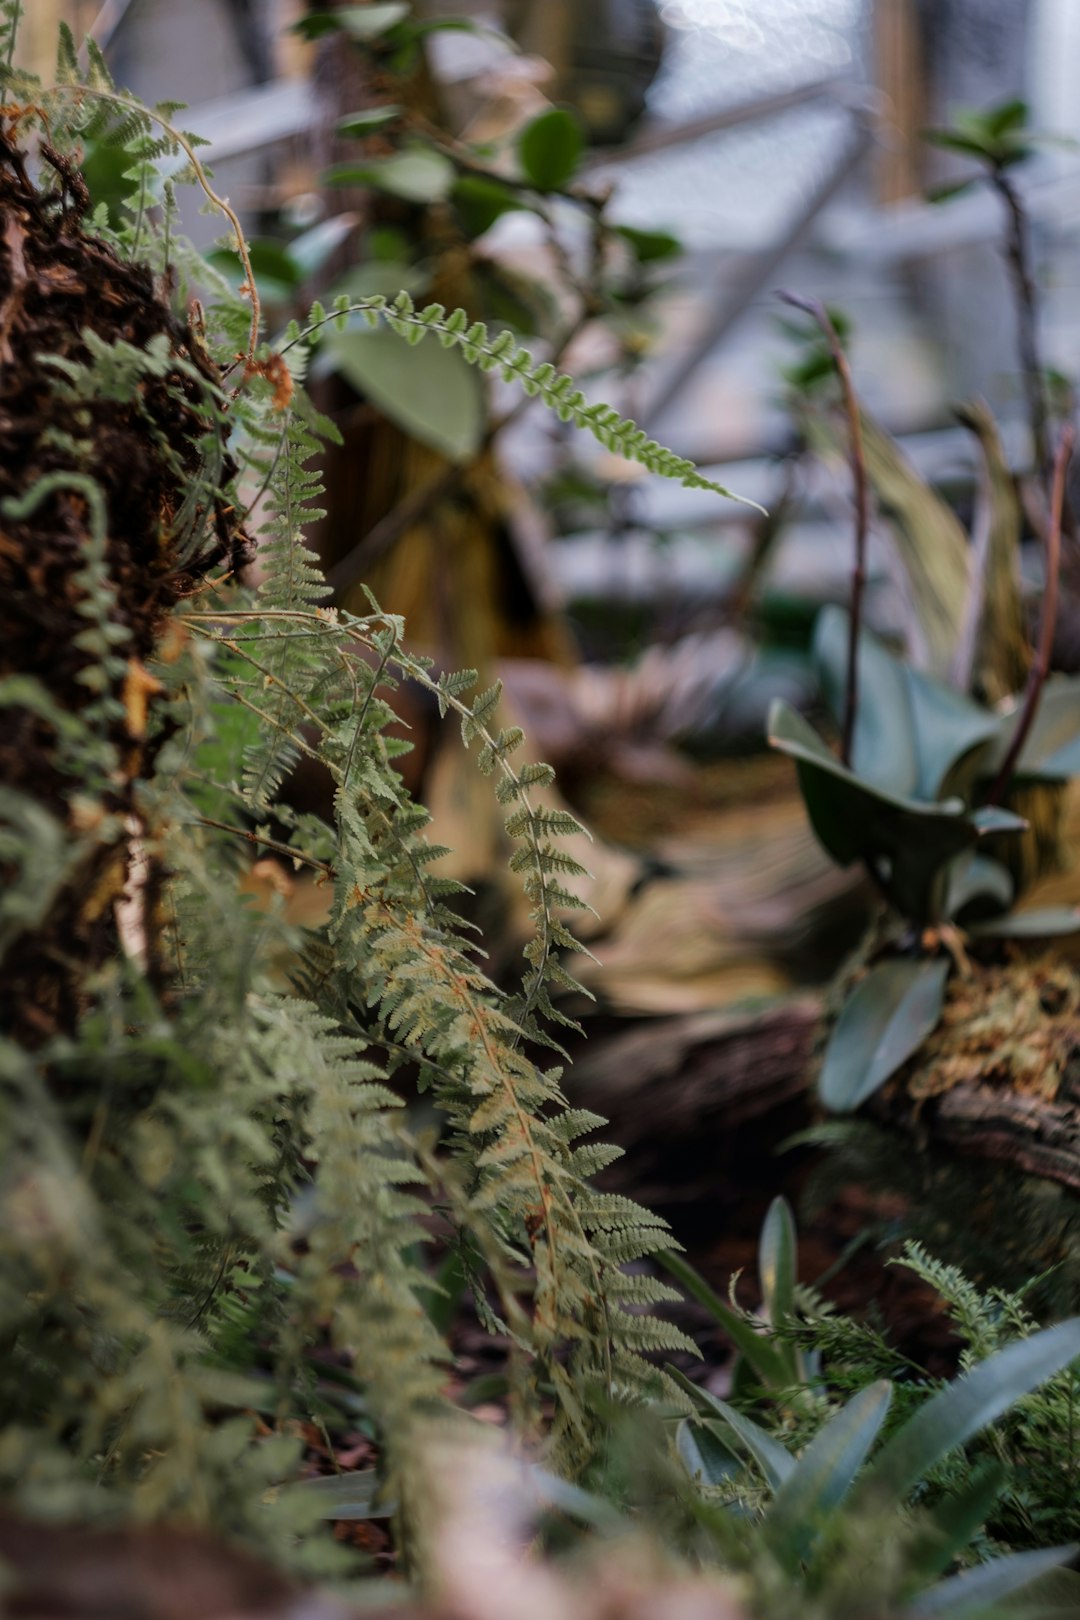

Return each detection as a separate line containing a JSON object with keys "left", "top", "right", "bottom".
{"left": 813, "top": 606, "right": 918, "bottom": 797}
{"left": 767, "top": 1381, "right": 892, "bottom": 1567}
{"left": 819, "top": 956, "right": 949, "bottom": 1113}
{"left": 907, "top": 1545, "right": 1078, "bottom": 1616}
{"left": 759, "top": 1196, "right": 798, "bottom": 1380}
{"left": 677, "top": 1418, "right": 742, "bottom": 1488}
{"left": 862, "top": 1317, "right": 1080, "bottom": 1507}
{"left": 943, "top": 853, "right": 1014, "bottom": 922}
{"left": 979, "top": 676, "right": 1080, "bottom": 783}
{"left": 967, "top": 906, "right": 1080, "bottom": 939}
{"left": 768, "top": 699, "right": 977, "bottom": 921}
{"left": 668, "top": 1368, "right": 796, "bottom": 1491}
{"left": 903, "top": 664, "right": 1001, "bottom": 800}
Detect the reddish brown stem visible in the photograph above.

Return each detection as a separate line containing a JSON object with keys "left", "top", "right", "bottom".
{"left": 779, "top": 291, "right": 869, "bottom": 765}
{"left": 985, "top": 422, "right": 1074, "bottom": 806}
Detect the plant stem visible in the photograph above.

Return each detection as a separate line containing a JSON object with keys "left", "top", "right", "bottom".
{"left": 992, "top": 167, "right": 1051, "bottom": 480}
{"left": 779, "top": 291, "right": 869, "bottom": 766}
{"left": 986, "top": 422, "right": 1074, "bottom": 805}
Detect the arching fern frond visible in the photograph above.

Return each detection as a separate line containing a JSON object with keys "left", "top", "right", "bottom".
{"left": 280, "top": 293, "right": 765, "bottom": 511}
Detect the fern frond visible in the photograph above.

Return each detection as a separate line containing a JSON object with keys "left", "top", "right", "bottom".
{"left": 282, "top": 294, "right": 765, "bottom": 511}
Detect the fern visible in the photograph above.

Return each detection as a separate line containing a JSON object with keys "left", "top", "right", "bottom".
{"left": 0, "top": 0, "right": 21, "bottom": 85}
{"left": 0, "top": 36, "right": 716, "bottom": 1570}
{"left": 280, "top": 292, "right": 764, "bottom": 510}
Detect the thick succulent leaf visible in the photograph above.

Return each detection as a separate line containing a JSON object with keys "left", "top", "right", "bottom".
{"left": 758, "top": 1196, "right": 797, "bottom": 1331}
{"left": 813, "top": 606, "right": 918, "bottom": 796}
{"left": 906, "top": 1545, "right": 1079, "bottom": 1616}
{"left": 967, "top": 906, "right": 1080, "bottom": 939}
{"left": 766, "top": 1381, "right": 892, "bottom": 1568}
{"left": 943, "top": 853, "right": 1014, "bottom": 921}
{"left": 862, "top": 1317, "right": 1080, "bottom": 1508}
{"left": 971, "top": 805, "right": 1029, "bottom": 837}
{"left": 677, "top": 1418, "right": 742, "bottom": 1488}
{"left": 319, "top": 324, "right": 483, "bottom": 461}
{"left": 903, "top": 665, "right": 1002, "bottom": 800}
{"left": 979, "top": 676, "right": 1080, "bottom": 783}
{"left": 525, "top": 1465, "right": 623, "bottom": 1530}
{"left": 768, "top": 700, "right": 977, "bottom": 919}
{"left": 820, "top": 956, "right": 949, "bottom": 1113}
{"left": 993, "top": 1569, "right": 1080, "bottom": 1618}
{"left": 668, "top": 1368, "right": 795, "bottom": 1490}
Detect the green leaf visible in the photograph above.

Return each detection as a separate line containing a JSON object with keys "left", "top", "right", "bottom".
{"left": 758, "top": 1196, "right": 798, "bottom": 1380}
{"left": 766, "top": 1381, "right": 892, "bottom": 1568}
{"left": 926, "top": 178, "right": 978, "bottom": 205}
{"left": 677, "top": 1418, "right": 741, "bottom": 1488}
{"left": 979, "top": 676, "right": 1080, "bottom": 783}
{"left": 319, "top": 323, "right": 483, "bottom": 461}
{"left": 906, "top": 1463, "right": 1007, "bottom": 1589}
{"left": 668, "top": 1367, "right": 795, "bottom": 1490}
{"left": 862, "top": 1316, "right": 1080, "bottom": 1508}
{"left": 971, "top": 805, "right": 1029, "bottom": 837}
{"left": 286, "top": 1468, "right": 391, "bottom": 1519}
{"left": 908, "top": 1545, "right": 1078, "bottom": 1616}
{"left": 922, "top": 128, "right": 995, "bottom": 161}
{"left": 819, "top": 956, "right": 949, "bottom": 1113}
{"left": 451, "top": 174, "right": 529, "bottom": 238}
{"left": 518, "top": 106, "right": 584, "bottom": 192}
{"left": 812, "top": 606, "right": 919, "bottom": 797}
{"left": 967, "top": 906, "right": 1080, "bottom": 939}
{"left": 614, "top": 223, "right": 683, "bottom": 263}
{"left": 328, "top": 262, "right": 427, "bottom": 304}
{"left": 525, "top": 1464, "right": 624, "bottom": 1530}
{"left": 659, "top": 1253, "right": 794, "bottom": 1391}
{"left": 902, "top": 666, "right": 1002, "bottom": 800}
{"left": 984, "top": 98, "right": 1030, "bottom": 139}
{"left": 943, "top": 853, "right": 1013, "bottom": 922}
{"left": 324, "top": 146, "right": 456, "bottom": 204}
{"left": 336, "top": 106, "right": 404, "bottom": 138}
{"left": 287, "top": 214, "right": 360, "bottom": 281}
{"left": 206, "top": 237, "right": 300, "bottom": 301}
{"left": 998, "top": 1569, "right": 1080, "bottom": 1618}
{"left": 768, "top": 700, "right": 977, "bottom": 921}
{"left": 294, "top": 4, "right": 410, "bottom": 42}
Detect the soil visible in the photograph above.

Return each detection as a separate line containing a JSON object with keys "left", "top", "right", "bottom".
{"left": 0, "top": 126, "right": 248, "bottom": 1042}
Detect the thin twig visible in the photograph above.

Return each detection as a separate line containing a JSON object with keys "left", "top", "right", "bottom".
{"left": 778, "top": 291, "right": 869, "bottom": 766}
{"left": 992, "top": 167, "right": 1050, "bottom": 480}
{"left": 191, "top": 814, "right": 332, "bottom": 875}
{"left": 986, "top": 422, "right": 1074, "bottom": 806}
